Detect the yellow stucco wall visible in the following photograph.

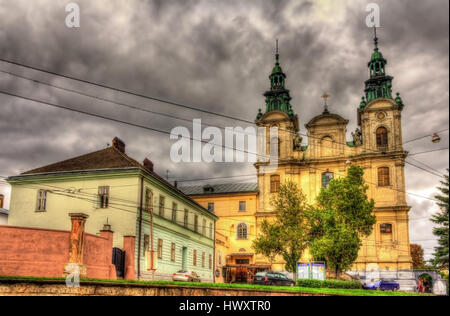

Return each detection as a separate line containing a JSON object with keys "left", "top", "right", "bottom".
{"left": 194, "top": 193, "right": 258, "bottom": 265}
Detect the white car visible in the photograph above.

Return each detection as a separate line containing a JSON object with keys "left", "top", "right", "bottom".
{"left": 172, "top": 270, "right": 201, "bottom": 282}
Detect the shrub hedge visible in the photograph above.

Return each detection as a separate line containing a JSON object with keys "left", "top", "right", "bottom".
{"left": 296, "top": 279, "right": 362, "bottom": 289}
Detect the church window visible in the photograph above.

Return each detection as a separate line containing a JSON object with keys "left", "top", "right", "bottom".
{"left": 378, "top": 167, "right": 390, "bottom": 186}
{"left": 380, "top": 223, "right": 392, "bottom": 234}
{"left": 270, "top": 175, "right": 280, "bottom": 193}
{"left": 237, "top": 223, "right": 248, "bottom": 239}
{"left": 376, "top": 127, "right": 388, "bottom": 150}
{"left": 321, "top": 172, "right": 334, "bottom": 188}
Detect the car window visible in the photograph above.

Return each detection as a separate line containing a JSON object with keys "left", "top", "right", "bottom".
{"left": 277, "top": 274, "right": 288, "bottom": 280}
{"left": 177, "top": 270, "right": 188, "bottom": 273}
{"left": 267, "top": 273, "right": 276, "bottom": 278}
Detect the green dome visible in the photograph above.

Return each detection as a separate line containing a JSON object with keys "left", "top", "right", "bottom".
{"left": 272, "top": 64, "right": 283, "bottom": 74}
{"left": 371, "top": 50, "right": 384, "bottom": 60}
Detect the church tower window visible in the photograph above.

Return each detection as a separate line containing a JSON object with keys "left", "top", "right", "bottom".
{"left": 376, "top": 127, "right": 388, "bottom": 150}
{"left": 378, "top": 167, "right": 390, "bottom": 186}
{"left": 270, "top": 175, "right": 280, "bottom": 193}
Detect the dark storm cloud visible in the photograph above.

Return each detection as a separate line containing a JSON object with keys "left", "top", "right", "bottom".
{"left": 0, "top": 0, "right": 448, "bottom": 258}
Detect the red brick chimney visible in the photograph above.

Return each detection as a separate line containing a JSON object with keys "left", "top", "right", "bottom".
{"left": 112, "top": 137, "right": 126, "bottom": 153}
{"left": 143, "top": 158, "right": 153, "bottom": 172}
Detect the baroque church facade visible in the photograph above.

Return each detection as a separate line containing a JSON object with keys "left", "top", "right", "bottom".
{"left": 254, "top": 34, "right": 412, "bottom": 272}
{"left": 183, "top": 33, "right": 413, "bottom": 281}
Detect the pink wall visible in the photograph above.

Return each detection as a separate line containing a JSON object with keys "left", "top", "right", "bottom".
{"left": 83, "top": 231, "right": 116, "bottom": 280}
{"left": 0, "top": 225, "right": 70, "bottom": 277}
{"left": 0, "top": 225, "right": 119, "bottom": 279}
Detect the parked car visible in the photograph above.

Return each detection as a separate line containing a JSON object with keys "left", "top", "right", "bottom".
{"left": 172, "top": 270, "right": 201, "bottom": 282}
{"left": 253, "top": 271, "right": 296, "bottom": 287}
{"left": 362, "top": 279, "right": 399, "bottom": 291}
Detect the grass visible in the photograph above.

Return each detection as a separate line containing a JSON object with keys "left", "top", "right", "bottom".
{"left": 0, "top": 275, "right": 433, "bottom": 296}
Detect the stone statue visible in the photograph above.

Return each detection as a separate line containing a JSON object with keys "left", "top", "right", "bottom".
{"left": 352, "top": 128, "right": 362, "bottom": 146}
{"left": 293, "top": 134, "right": 303, "bottom": 150}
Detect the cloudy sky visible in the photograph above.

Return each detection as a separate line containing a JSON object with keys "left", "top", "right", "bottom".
{"left": 0, "top": 0, "right": 448, "bottom": 259}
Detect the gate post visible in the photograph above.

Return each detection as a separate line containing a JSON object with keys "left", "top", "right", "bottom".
{"left": 100, "top": 224, "right": 117, "bottom": 280}
{"left": 123, "top": 236, "right": 136, "bottom": 280}
{"left": 64, "top": 213, "right": 89, "bottom": 278}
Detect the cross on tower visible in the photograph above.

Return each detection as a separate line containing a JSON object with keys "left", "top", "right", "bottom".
{"left": 321, "top": 92, "right": 330, "bottom": 114}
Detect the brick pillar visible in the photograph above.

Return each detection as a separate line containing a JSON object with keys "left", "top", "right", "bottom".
{"left": 123, "top": 236, "right": 136, "bottom": 280}
{"left": 65, "top": 213, "right": 89, "bottom": 277}
{"left": 100, "top": 224, "right": 117, "bottom": 280}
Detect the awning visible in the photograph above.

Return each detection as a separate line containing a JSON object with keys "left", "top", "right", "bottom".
{"left": 228, "top": 253, "right": 254, "bottom": 257}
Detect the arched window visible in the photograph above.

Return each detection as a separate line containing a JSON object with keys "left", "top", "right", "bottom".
{"left": 376, "top": 127, "right": 388, "bottom": 150}
{"left": 378, "top": 167, "right": 390, "bottom": 186}
{"left": 237, "top": 223, "right": 248, "bottom": 240}
{"left": 270, "top": 175, "right": 280, "bottom": 193}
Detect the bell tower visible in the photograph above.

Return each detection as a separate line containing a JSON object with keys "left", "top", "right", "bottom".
{"left": 255, "top": 40, "right": 299, "bottom": 161}
{"left": 358, "top": 29, "right": 405, "bottom": 153}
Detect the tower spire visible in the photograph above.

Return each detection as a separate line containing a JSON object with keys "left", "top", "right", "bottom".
{"left": 373, "top": 26, "right": 379, "bottom": 52}
{"left": 256, "top": 39, "right": 293, "bottom": 118}
{"left": 275, "top": 39, "right": 279, "bottom": 65}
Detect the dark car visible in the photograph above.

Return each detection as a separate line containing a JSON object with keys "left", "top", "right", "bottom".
{"left": 253, "top": 271, "right": 296, "bottom": 287}
{"left": 363, "top": 279, "right": 400, "bottom": 291}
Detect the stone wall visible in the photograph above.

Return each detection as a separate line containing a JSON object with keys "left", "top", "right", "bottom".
{"left": 0, "top": 279, "right": 333, "bottom": 296}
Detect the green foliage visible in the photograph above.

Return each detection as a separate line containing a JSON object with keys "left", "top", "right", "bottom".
{"left": 0, "top": 275, "right": 432, "bottom": 296}
{"left": 296, "top": 279, "right": 362, "bottom": 289}
{"left": 431, "top": 170, "right": 449, "bottom": 270}
{"left": 309, "top": 165, "right": 376, "bottom": 276}
{"left": 252, "top": 181, "right": 311, "bottom": 277}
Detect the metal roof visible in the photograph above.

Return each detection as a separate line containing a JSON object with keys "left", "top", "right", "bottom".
{"left": 0, "top": 208, "right": 9, "bottom": 216}
{"left": 179, "top": 182, "right": 258, "bottom": 196}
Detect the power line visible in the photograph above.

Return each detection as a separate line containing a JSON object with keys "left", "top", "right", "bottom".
{"left": 408, "top": 148, "right": 449, "bottom": 156}
{"left": 1, "top": 57, "right": 446, "bottom": 164}
{"left": 0, "top": 89, "right": 270, "bottom": 160}
{"left": 403, "top": 129, "right": 449, "bottom": 145}
{"left": 0, "top": 57, "right": 252, "bottom": 125}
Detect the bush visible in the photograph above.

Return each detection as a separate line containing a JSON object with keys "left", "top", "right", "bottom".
{"left": 296, "top": 279, "right": 362, "bottom": 289}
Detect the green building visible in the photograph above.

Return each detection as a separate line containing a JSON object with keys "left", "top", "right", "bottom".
{"left": 7, "top": 137, "right": 217, "bottom": 282}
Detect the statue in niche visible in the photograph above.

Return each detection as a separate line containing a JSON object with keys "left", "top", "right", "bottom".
{"left": 293, "top": 134, "right": 303, "bottom": 150}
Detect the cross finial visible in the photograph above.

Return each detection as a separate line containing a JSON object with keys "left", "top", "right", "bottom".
{"left": 321, "top": 92, "right": 329, "bottom": 105}
{"left": 321, "top": 92, "right": 330, "bottom": 114}
{"left": 373, "top": 26, "right": 379, "bottom": 51}
{"left": 275, "top": 39, "right": 279, "bottom": 64}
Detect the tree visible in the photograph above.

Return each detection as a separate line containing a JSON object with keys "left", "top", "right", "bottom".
{"left": 410, "top": 244, "right": 425, "bottom": 268}
{"left": 252, "top": 181, "right": 311, "bottom": 280}
{"left": 431, "top": 170, "right": 449, "bottom": 270}
{"left": 309, "top": 165, "right": 376, "bottom": 278}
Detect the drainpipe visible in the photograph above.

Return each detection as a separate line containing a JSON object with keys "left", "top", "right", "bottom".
{"left": 150, "top": 202, "right": 154, "bottom": 271}
{"left": 213, "top": 220, "right": 216, "bottom": 283}
{"left": 137, "top": 175, "right": 144, "bottom": 278}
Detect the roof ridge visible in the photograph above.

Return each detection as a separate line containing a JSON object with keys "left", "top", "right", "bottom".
{"left": 22, "top": 146, "right": 119, "bottom": 175}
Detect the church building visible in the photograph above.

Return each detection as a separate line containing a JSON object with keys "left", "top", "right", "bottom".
{"left": 181, "top": 32, "right": 413, "bottom": 281}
